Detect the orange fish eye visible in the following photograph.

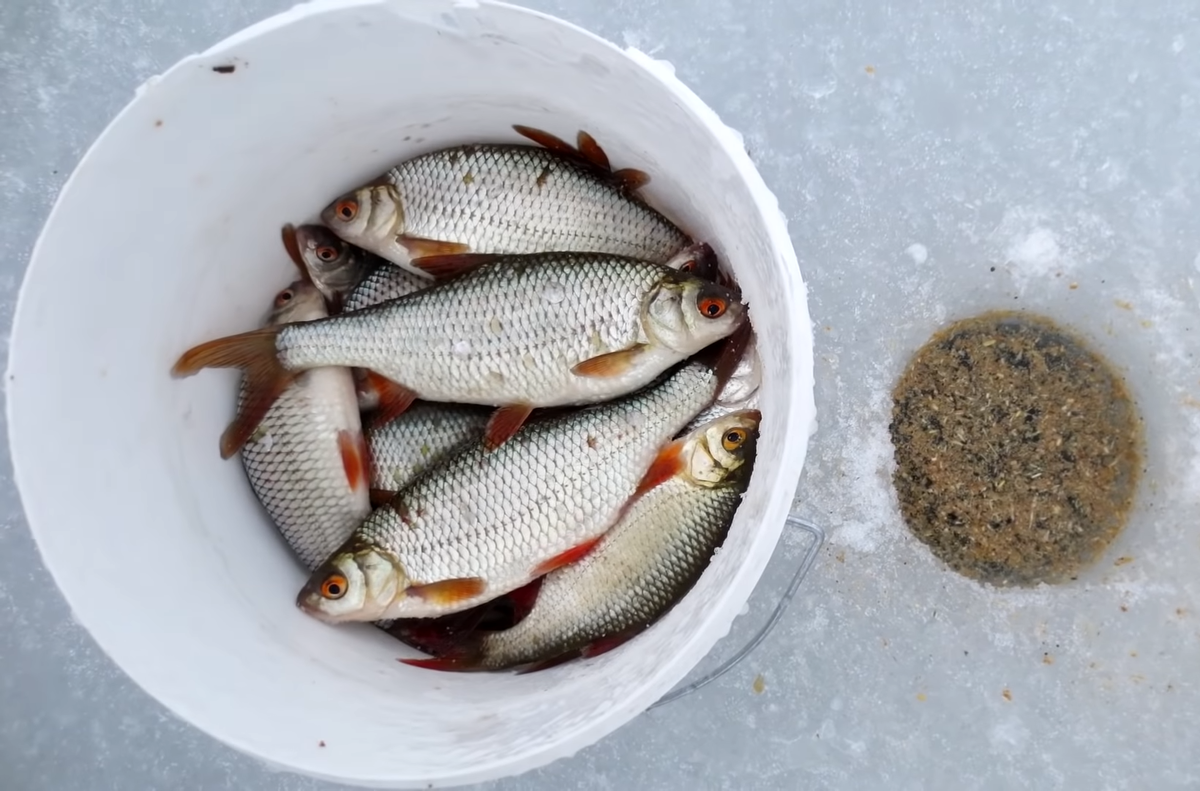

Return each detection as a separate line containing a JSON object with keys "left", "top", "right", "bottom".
{"left": 698, "top": 296, "right": 727, "bottom": 318}
{"left": 316, "top": 245, "right": 339, "bottom": 262}
{"left": 321, "top": 574, "right": 348, "bottom": 599}
{"left": 274, "top": 289, "right": 294, "bottom": 308}
{"left": 335, "top": 199, "right": 358, "bottom": 221}
{"left": 722, "top": 428, "right": 747, "bottom": 451}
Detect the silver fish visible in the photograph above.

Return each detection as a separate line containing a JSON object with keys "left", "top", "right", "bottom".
{"left": 239, "top": 281, "right": 371, "bottom": 570}
{"left": 320, "top": 127, "right": 690, "bottom": 278}
{"left": 366, "top": 402, "right": 491, "bottom": 494}
{"left": 282, "top": 224, "right": 381, "bottom": 312}
{"left": 342, "top": 262, "right": 432, "bottom": 411}
{"left": 399, "top": 410, "right": 760, "bottom": 672}
{"left": 172, "top": 252, "right": 745, "bottom": 457}
{"left": 294, "top": 356, "right": 735, "bottom": 623}
{"left": 343, "top": 261, "right": 431, "bottom": 313}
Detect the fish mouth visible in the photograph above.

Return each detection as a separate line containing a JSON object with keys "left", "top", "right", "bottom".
{"left": 295, "top": 582, "right": 340, "bottom": 623}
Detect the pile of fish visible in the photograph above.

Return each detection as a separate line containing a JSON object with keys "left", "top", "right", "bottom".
{"left": 172, "top": 125, "right": 762, "bottom": 673}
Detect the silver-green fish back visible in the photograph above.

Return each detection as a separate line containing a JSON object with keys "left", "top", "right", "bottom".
{"left": 367, "top": 402, "right": 491, "bottom": 492}
{"left": 391, "top": 144, "right": 688, "bottom": 262}
{"left": 350, "top": 361, "right": 722, "bottom": 619}
{"left": 479, "top": 472, "right": 745, "bottom": 669}
{"left": 240, "top": 283, "right": 371, "bottom": 571}
{"left": 343, "top": 263, "right": 430, "bottom": 313}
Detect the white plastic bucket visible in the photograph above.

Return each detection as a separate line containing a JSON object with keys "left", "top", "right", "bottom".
{"left": 6, "top": 0, "right": 815, "bottom": 786}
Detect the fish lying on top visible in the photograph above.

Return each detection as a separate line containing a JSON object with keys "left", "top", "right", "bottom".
{"left": 365, "top": 402, "right": 492, "bottom": 501}
{"left": 171, "top": 251, "right": 745, "bottom": 458}
{"left": 320, "top": 125, "right": 691, "bottom": 278}
{"left": 397, "top": 409, "right": 760, "bottom": 672}
{"left": 294, "top": 339, "right": 747, "bottom": 624}
{"left": 239, "top": 280, "right": 371, "bottom": 571}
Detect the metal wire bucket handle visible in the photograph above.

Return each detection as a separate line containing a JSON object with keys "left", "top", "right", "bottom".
{"left": 651, "top": 515, "right": 826, "bottom": 709}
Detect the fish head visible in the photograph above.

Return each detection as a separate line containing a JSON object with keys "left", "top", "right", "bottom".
{"left": 321, "top": 182, "right": 405, "bottom": 251}
{"left": 296, "top": 543, "right": 408, "bottom": 623}
{"left": 294, "top": 224, "right": 362, "bottom": 298}
{"left": 643, "top": 272, "right": 747, "bottom": 356}
{"left": 687, "top": 409, "right": 761, "bottom": 487}
{"left": 266, "top": 280, "right": 327, "bottom": 325}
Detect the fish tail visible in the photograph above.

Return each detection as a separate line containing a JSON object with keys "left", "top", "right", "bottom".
{"left": 398, "top": 655, "right": 482, "bottom": 672}
{"left": 172, "top": 327, "right": 294, "bottom": 459}
{"left": 171, "top": 326, "right": 281, "bottom": 377}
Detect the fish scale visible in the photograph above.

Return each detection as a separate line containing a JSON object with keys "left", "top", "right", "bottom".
{"left": 277, "top": 254, "right": 692, "bottom": 405}
{"left": 332, "top": 361, "right": 720, "bottom": 620}
{"left": 390, "top": 145, "right": 688, "bottom": 262}
{"left": 343, "top": 263, "right": 429, "bottom": 312}
{"left": 366, "top": 403, "right": 491, "bottom": 492}
{"left": 477, "top": 474, "right": 745, "bottom": 669}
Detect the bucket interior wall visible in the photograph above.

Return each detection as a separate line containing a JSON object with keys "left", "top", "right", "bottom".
{"left": 5, "top": 1, "right": 814, "bottom": 787}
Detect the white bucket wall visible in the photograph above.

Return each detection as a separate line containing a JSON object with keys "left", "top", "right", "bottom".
{"left": 6, "top": 0, "right": 815, "bottom": 787}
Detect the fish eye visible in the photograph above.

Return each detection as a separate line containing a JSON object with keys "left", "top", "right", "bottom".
{"left": 335, "top": 199, "right": 358, "bottom": 222}
{"left": 316, "top": 245, "right": 339, "bottom": 262}
{"left": 321, "top": 574, "right": 348, "bottom": 599}
{"left": 722, "top": 428, "right": 747, "bottom": 451}
{"left": 274, "top": 289, "right": 294, "bottom": 308}
{"left": 698, "top": 296, "right": 727, "bottom": 318}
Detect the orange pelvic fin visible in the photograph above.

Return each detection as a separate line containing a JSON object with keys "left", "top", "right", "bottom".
{"left": 361, "top": 371, "right": 418, "bottom": 428}
{"left": 406, "top": 577, "right": 487, "bottom": 606}
{"left": 631, "top": 437, "right": 688, "bottom": 500}
{"left": 337, "top": 429, "right": 369, "bottom": 493}
{"left": 571, "top": 345, "right": 647, "bottom": 378}
{"left": 483, "top": 403, "right": 534, "bottom": 450}
{"left": 531, "top": 535, "right": 603, "bottom": 577}
{"left": 409, "top": 252, "right": 499, "bottom": 280}
{"left": 397, "top": 234, "right": 471, "bottom": 260}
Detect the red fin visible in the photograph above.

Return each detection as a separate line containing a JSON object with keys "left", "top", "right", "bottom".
{"left": 399, "top": 656, "right": 477, "bottom": 672}
{"left": 531, "top": 535, "right": 603, "bottom": 577}
{"left": 172, "top": 327, "right": 293, "bottom": 459}
{"left": 406, "top": 577, "right": 487, "bottom": 606}
{"left": 515, "top": 650, "right": 583, "bottom": 675}
{"left": 280, "top": 223, "right": 311, "bottom": 282}
{"left": 631, "top": 437, "right": 688, "bottom": 500}
{"left": 581, "top": 630, "right": 639, "bottom": 658}
{"left": 571, "top": 345, "right": 647, "bottom": 378}
{"left": 613, "top": 168, "right": 651, "bottom": 192}
{"left": 369, "top": 488, "right": 396, "bottom": 508}
{"left": 484, "top": 403, "right": 534, "bottom": 450}
{"left": 397, "top": 235, "right": 472, "bottom": 260}
{"left": 337, "top": 430, "right": 369, "bottom": 492}
{"left": 505, "top": 576, "right": 544, "bottom": 626}
{"left": 361, "top": 371, "right": 418, "bottom": 428}
{"left": 513, "top": 124, "right": 578, "bottom": 158}
{"left": 576, "top": 130, "right": 611, "bottom": 171}
{"left": 354, "top": 368, "right": 380, "bottom": 411}
{"left": 410, "top": 253, "right": 499, "bottom": 280}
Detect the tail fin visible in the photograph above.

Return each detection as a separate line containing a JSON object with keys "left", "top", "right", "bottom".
{"left": 172, "top": 327, "right": 294, "bottom": 459}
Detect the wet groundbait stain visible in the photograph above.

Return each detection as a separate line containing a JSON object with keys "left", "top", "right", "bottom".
{"left": 889, "top": 311, "right": 1143, "bottom": 587}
